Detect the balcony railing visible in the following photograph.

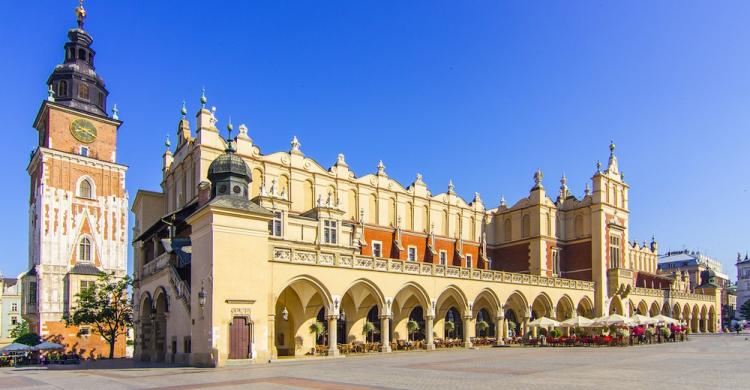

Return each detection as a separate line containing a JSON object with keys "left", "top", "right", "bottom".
{"left": 271, "top": 246, "right": 595, "bottom": 291}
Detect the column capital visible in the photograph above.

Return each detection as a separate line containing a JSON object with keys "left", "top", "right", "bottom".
{"left": 326, "top": 314, "right": 339, "bottom": 321}
{"left": 496, "top": 314, "right": 505, "bottom": 320}
{"left": 378, "top": 314, "right": 392, "bottom": 320}
{"left": 425, "top": 314, "right": 435, "bottom": 320}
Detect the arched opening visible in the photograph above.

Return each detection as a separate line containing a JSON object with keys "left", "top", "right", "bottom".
{"left": 444, "top": 307, "right": 463, "bottom": 339}
{"left": 475, "top": 308, "right": 494, "bottom": 337}
{"left": 153, "top": 290, "right": 168, "bottom": 362}
{"left": 608, "top": 295, "right": 623, "bottom": 315}
{"left": 392, "top": 283, "right": 430, "bottom": 344}
{"left": 504, "top": 291, "right": 528, "bottom": 336}
{"left": 139, "top": 294, "right": 153, "bottom": 362}
{"left": 408, "top": 306, "right": 425, "bottom": 341}
{"left": 340, "top": 280, "right": 385, "bottom": 345}
{"left": 78, "top": 178, "right": 93, "bottom": 198}
{"left": 637, "top": 300, "right": 648, "bottom": 315}
{"left": 576, "top": 297, "right": 594, "bottom": 318}
{"left": 364, "top": 306, "right": 381, "bottom": 343}
{"left": 531, "top": 293, "right": 553, "bottom": 319}
{"left": 78, "top": 83, "right": 89, "bottom": 100}
{"left": 58, "top": 80, "right": 68, "bottom": 97}
{"left": 555, "top": 296, "right": 575, "bottom": 321}
{"left": 78, "top": 48, "right": 86, "bottom": 61}
{"left": 274, "top": 277, "right": 332, "bottom": 357}
{"left": 649, "top": 302, "right": 661, "bottom": 317}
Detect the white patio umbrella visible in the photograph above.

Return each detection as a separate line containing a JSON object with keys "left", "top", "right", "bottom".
{"left": 630, "top": 314, "right": 657, "bottom": 326}
{"left": 0, "top": 342, "right": 34, "bottom": 352}
{"left": 652, "top": 314, "right": 680, "bottom": 325}
{"left": 559, "top": 315, "right": 594, "bottom": 328}
{"left": 528, "top": 317, "right": 561, "bottom": 328}
{"left": 595, "top": 314, "right": 634, "bottom": 327}
{"left": 32, "top": 341, "right": 64, "bottom": 351}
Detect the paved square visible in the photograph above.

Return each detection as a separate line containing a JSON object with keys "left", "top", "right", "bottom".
{"left": 1, "top": 335, "right": 747, "bottom": 389}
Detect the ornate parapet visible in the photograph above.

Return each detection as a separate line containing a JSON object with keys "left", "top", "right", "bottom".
{"left": 271, "top": 246, "right": 595, "bottom": 291}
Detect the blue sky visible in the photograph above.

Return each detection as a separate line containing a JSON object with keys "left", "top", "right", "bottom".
{"left": 1, "top": 1, "right": 748, "bottom": 279}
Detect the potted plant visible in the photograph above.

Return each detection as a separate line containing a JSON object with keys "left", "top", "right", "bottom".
{"left": 362, "top": 321, "right": 376, "bottom": 344}
{"left": 477, "top": 320, "right": 489, "bottom": 338}
{"left": 550, "top": 328, "right": 561, "bottom": 338}
{"left": 309, "top": 321, "right": 325, "bottom": 353}
{"left": 444, "top": 320, "right": 456, "bottom": 339}
{"left": 407, "top": 320, "right": 420, "bottom": 342}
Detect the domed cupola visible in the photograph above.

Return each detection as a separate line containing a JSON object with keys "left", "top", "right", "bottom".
{"left": 207, "top": 122, "right": 251, "bottom": 198}
{"left": 46, "top": 1, "right": 109, "bottom": 116}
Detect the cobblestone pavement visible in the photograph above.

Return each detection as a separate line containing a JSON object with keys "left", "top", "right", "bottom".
{"left": 1, "top": 334, "right": 748, "bottom": 390}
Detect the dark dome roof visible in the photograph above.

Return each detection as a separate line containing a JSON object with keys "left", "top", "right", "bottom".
{"left": 207, "top": 149, "right": 250, "bottom": 181}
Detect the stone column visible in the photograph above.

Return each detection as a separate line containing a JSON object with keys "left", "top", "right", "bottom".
{"left": 522, "top": 316, "right": 530, "bottom": 337}
{"left": 495, "top": 315, "right": 505, "bottom": 346}
{"left": 268, "top": 314, "right": 277, "bottom": 359}
{"left": 327, "top": 315, "right": 339, "bottom": 356}
{"left": 425, "top": 315, "right": 435, "bottom": 350}
{"left": 379, "top": 315, "right": 392, "bottom": 352}
{"left": 463, "top": 316, "right": 473, "bottom": 348}
{"left": 701, "top": 317, "right": 708, "bottom": 333}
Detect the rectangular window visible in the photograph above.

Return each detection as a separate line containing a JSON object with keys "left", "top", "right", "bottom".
{"left": 80, "top": 326, "right": 91, "bottom": 336}
{"left": 466, "top": 254, "right": 473, "bottom": 268}
{"left": 439, "top": 250, "right": 447, "bottom": 266}
{"left": 323, "top": 220, "right": 338, "bottom": 244}
{"left": 372, "top": 241, "right": 383, "bottom": 258}
{"left": 80, "top": 280, "right": 95, "bottom": 292}
{"left": 407, "top": 246, "right": 417, "bottom": 262}
{"left": 11, "top": 302, "right": 18, "bottom": 312}
{"left": 269, "top": 211, "right": 283, "bottom": 237}
{"left": 610, "top": 235, "right": 621, "bottom": 269}
{"left": 28, "top": 282, "right": 37, "bottom": 304}
{"left": 11, "top": 316, "right": 18, "bottom": 326}
{"left": 552, "top": 249, "right": 561, "bottom": 277}
{"left": 80, "top": 146, "right": 89, "bottom": 157}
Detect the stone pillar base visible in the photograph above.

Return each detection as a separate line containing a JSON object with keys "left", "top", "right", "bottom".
{"left": 379, "top": 345, "right": 392, "bottom": 353}
{"left": 425, "top": 343, "right": 435, "bottom": 350}
{"left": 463, "top": 341, "right": 473, "bottom": 348}
{"left": 327, "top": 349, "right": 340, "bottom": 357}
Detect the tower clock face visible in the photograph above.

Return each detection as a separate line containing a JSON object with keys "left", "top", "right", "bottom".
{"left": 70, "top": 119, "right": 97, "bottom": 143}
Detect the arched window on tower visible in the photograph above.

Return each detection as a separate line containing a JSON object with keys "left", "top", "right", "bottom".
{"left": 78, "top": 84, "right": 89, "bottom": 101}
{"left": 78, "top": 179, "right": 92, "bottom": 199}
{"left": 78, "top": 48, "right": 86, "bottom": 62}
{"left": 79, "top": 237, "right": 92, "bottom": 262}
{"left": 58, "top": 80, "right": 68, "bottom": 97}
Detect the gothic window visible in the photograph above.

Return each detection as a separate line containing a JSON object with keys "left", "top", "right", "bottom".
{"left": 504, "top": 218, "right": 512, "bottom": 242}
{"left": 58, "top": 80, "right": 68, "bottom": 97}
{"left": 78, "top": 83, "right": 89, "bottom": 101}
{"left": 552, "top": 249, "right": 561, "bottom": 277}
{"left": 78, "top": 179, "right": 92, "bottom": 198}
{"left": 79, "top": 237, "right": 92, "bottom": 262}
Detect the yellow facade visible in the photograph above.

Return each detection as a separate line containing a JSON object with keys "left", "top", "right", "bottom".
{"left": 132, "top": 104, "right": 720, "bottom": 367}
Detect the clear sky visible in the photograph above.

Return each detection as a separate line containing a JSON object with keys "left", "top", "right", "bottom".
{"left": 1, "top": 1, "right": 748, "bottom": 279}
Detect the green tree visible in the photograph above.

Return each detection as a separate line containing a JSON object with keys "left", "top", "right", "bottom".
{"left": 64, "top": 273, "right": 133, "bottom": 359}
{"left": 9, "top": 320, "right": 30, "bottom": 339}
{"left": 444, "top": 320, "right": 456, "bottom": 338}
{"left": 362, "top": 321, "right": 376, "bottom": 343}
{"left": 407, "top": 320, "right": 420, "bottom": 341}
{"left": 15, "top": 332, "right": 41, "bottom": 346}
{"left": 309, "top": 321, "right": 325, "bottom": 347}
{"left": 740, "top": 299, "right": 750, "bottom": 320}
{"left": 477, "top": 320, "right": 489, "bottom": 337}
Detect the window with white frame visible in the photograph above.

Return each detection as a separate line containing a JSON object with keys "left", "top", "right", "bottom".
{"left": 552, "top": 248, "right": 561, "bottom": 276}
{"left": 439, "top": 250, "right": 447, "bottom": 266}
{"left": 372, "top": 241, "right": 383, "bottom": 257}
{"left": 11, "top": 316, "right": 18, "bottom": 326}
{"left": 78, "top": 178, "right": 93, "bottom": 199}
{"left": 79, "top": 237, "right": 92, "bottom": 262}
{"left": 407, "top": 246, "right": 417, "bottom": 262}
{"left": 79, "top": 146, "right": 89, "bottom": 157}
{"left": 269, "top": 211, "right": 283, "bottom": 237}
{"left": 11, "top": 302, "right": 18, "bottom": 312}
{"left": 610, "top": 235, "right": 621, "bottom": 268}
{"left": 323, "top": 220, "right": 338, "bottom": 244}
{"left": 466, "top": 254, "right": 473, "bottom": 268}
{"left": 80, "top": 280, "right": 95, "bottom": 293}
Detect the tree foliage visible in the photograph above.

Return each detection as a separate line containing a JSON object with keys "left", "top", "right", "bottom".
{"left": 407, "top": 320, "right": 420, "bottom": 341}
{"left": 9, "top": 320, "right": 30, "bottom": 339}
{"left": 15, "top": 332, "right": 41, "bottom": 346}
{"left": 64, "top": 272, "right": 133, "bottom": 359}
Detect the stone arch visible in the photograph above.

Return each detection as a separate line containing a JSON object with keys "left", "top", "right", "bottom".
{"left": 273, "top": 276, "right": 336, "bottom": 356}
{"left": 152, "top": 286, "right": 169, "bottom": 362}
{"left": 708, "top": 306, "right": 717, "bottom": 332}
{"left": 555, "top": 295, "right": 575, "bottom": 321}
{"left": 691, "top": 304, "right": 700, "bottom": 332}
{"left": 504, "top": 291, "right": 528, "bottom": 335}
{"left": 472, "top": 288, "right": 502, "bottom": 318}
{"left": 649, "top": 301, "right": 661, "bottom": 317}
{"left": 392, "top": 282, "right": 431, "bottom": 342}
{"left": 530, "top": 292, "right": 554, "bottom": 319}
{"left": 340, "top": 279, "right": 387, "bottom": 344}
{"left": 672, "top": 303, "right": 682, "bottom": 321}
{"left": 576, "top": 296, "right": 594, "bottom": 317}
{"left": 636, "top": 300, "right": 648, "bottom": 315}
{"left": 608, "top": 295, "right": 624, "bottom": 315}
{"left": 700, "top": 305, "right": 708, "bottom": 332}
{"left": 137, "top": 292, "right": 154, "bottom": 362}
{"left": 251, "top": 168, "right": 264, "bottom": 199}
{"left": 435, "top": 285, "right": 470, "bottom": 340}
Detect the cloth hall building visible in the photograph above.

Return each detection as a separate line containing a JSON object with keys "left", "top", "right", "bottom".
{"left": 132, "top": 98, "right": 720, "bottom": 366}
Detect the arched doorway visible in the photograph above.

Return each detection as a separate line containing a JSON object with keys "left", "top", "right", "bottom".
{"left": 409, "top": 306, "right": 425, "bottom": 341}
{"left": 153, "top": 290, "right": 168, "bottom": 362}
{"left": 475, "top": 308, "right": 494, "bottom": 337}
{"left": 274, "top": 278, "right": 332, "bottom": 357}
{"left": 444, "top": 307, "right": 463, "bottom": 339}
{"left": 139, "top": 294, "right": 153, "bottom": 362}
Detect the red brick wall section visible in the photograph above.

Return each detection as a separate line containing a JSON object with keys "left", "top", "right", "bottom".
{"left": 400, "top": 233, "right": 430, "bottom": 262}
{"left": 489, "top": 243, "right": 529, "bottom": 273}
{"left": 43, "top": 321, "right": 126, "bottom": 359}
{"left": 362, "top": 228, "right": 395, "bottom": 257}
{"left": 561, "top": 241, "right": 592, "bottom": 281}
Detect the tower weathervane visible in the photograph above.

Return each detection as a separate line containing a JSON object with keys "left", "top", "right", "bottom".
{"left": 75, "top": 0, "right": 87, "bottom": 29}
